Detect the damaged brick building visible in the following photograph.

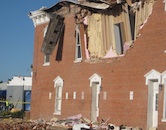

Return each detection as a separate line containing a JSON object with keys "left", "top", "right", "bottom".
{"left": 29, "top": 0, "right": 166, "bottom": 129}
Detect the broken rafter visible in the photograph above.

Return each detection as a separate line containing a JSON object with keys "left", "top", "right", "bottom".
{"left": 100, "top": 0, "right": 121, "bottom": 6}
{"left": 59, "top": 1, "right": 69, "bottom": 7}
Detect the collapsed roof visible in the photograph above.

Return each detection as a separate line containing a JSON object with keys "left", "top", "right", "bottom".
{"left": 40, "top": 0, "right": 149, "bottom": 55}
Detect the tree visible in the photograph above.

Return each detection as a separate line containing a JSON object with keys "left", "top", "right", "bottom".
{"left": 0, "top": 81, "right": 3, "bottom": 83}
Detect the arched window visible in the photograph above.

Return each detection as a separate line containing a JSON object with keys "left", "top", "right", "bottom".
{"left": 53, "top": 76, "right": 64, "bottom": 115}
{"left": 74, "top": 25, "right": 82, "bottom": 62}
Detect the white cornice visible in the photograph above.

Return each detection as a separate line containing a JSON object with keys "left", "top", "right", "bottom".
{"left": 29, "top": 7, "right": 50, "bottom": 27}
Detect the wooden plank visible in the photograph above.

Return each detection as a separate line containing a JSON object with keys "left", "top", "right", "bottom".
{"left": 41, "top": 14, "right": 64, "bottom": 54}
{"left": 79, "top": 24, "right": 86, "bottom": 60}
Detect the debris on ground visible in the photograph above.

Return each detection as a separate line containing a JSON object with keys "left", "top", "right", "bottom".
{"left": 0, "top": 114, "right": 142, "bottom": 130}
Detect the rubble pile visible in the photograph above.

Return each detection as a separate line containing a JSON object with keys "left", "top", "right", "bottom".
{"left": 0, "top": 114, "right": 142, "bottom": 130}
{"left": 0, "top": 118, "right": 71, "bottom": 130}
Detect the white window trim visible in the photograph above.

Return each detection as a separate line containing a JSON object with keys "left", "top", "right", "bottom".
{"left": 162, "top": 70, "right": 166, "bottom": 122}
{"left": 43, "top": 54, "right": 50, "bottom": 66}
{"left": 144, "top": 69, "right": 161, "bottom": 128}
{"left": 162, "top": 84, "right": 166, "bottom": 121}
{"left": 89, "top": 73, "right": 102, "bottom": 119}
{"left": 43, "top": 25, "right": 48, "bottom": 37}
{"left": 89, "top": 73, "right": 102, "bottom": 88}
{"left": 74, "top": 25, "right": 82, "bottom": 63}
{"left": 53, "top": 76, "right": 63, "bottom": 115}
{"left": 144, "top": 69, "right": 161, "bottom": 86}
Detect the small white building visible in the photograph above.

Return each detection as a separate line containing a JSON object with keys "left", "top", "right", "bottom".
{"left": 7, "top": 76, "right": 32, "bottom": 111}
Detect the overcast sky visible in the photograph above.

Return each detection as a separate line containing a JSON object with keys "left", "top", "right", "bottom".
{"left": 0, "top": 1, "right": 58, "bottom": 82}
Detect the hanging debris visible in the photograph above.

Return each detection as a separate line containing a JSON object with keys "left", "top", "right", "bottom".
{"left": 41, "top": 13, "right": 65, "bottom": 55}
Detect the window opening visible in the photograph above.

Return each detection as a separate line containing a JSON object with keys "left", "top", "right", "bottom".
{"left": 55, "top": 84, "right": 62, "bottom": 113}
{"left": 56, "top": 85, "right": 60, "bottom": 111}
{"left": 114, "top": 23, "right": 125, "bottom": 55}
{"left": 75, "top": 25, "right": 82, "bottom": 62}
{"left": 43, "top": 54, "right": 50, "bottom": 66}
{"left": 24, "top": 90, "right": 31, "bottom": 111}
{"left": 53, "top": 76, "right": 63, "bottom": 115}
{"left": 128, "top": 7, "right": 136, "bottom": 41}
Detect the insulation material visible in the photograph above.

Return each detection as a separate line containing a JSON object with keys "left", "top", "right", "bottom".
{"left": 88, "top": 13, "right": 103, "bottom": 58}
{"left": 87, "top": 13, "right": 112, "bottom": 58}
{"left": 87, "top": 6, "right": 132, "bottom": 59}
{"left": 101, "top": 14, "right": 112, "bottom": 55}
{"left": 122, "top": 4, "right": 132, "bottom": 43}
{"left": 126, "top": 0, "right": 133, "bottom": 6}
{"left": 133, "top": 1, "right": 154, "bottom": 39}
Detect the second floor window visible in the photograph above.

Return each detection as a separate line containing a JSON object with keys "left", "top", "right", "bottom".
{"left": 43, "top": 54, "right": 50, "bottom": 66}
{"left": 75, "top": 25, "right": 82, "bottom": 62}
{"left": 114, "top": 22, "right": 125, "bottom": 55}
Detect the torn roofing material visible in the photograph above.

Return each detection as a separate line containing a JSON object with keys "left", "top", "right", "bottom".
{"left": 41, "top": 0, "right": 133, "bottom": 55}
{"left": 43, "top": 0, "right": 118, "bottom": 13}
{"left": 41, "top": 0, "right": 117, "bottom": 55}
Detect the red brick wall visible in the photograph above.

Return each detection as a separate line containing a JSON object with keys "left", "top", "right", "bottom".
{"left": 30, "top": 0, "right": 166, "bottom": 129}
